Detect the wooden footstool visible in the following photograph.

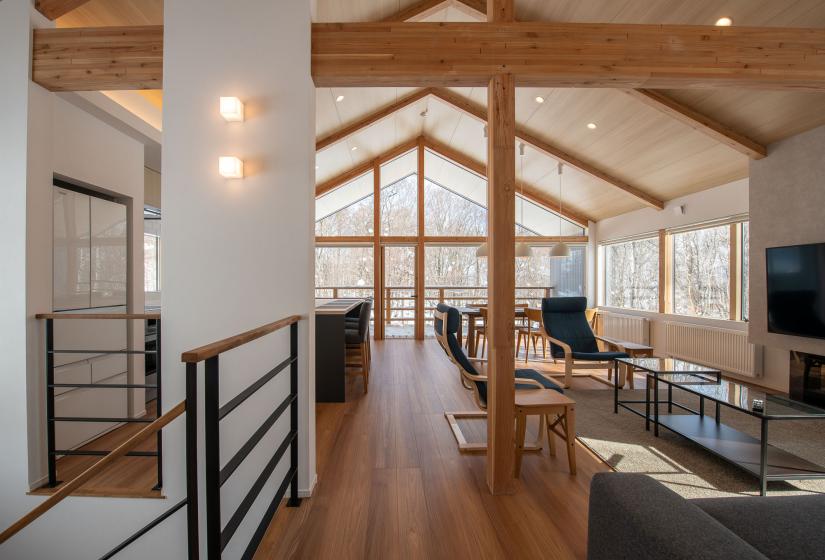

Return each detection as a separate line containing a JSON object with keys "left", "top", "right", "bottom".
{"left": 514, "top": 389, "right": 577, "bottom": 477}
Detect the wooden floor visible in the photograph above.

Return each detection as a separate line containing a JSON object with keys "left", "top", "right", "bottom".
{"left": 255, "top": 338, "right": 611, "bottom": 560}
{"left": 31, "top": 401, "right": 161, "bottom": 499}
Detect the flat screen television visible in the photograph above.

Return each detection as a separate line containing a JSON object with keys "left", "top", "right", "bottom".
{"left": 766, "top": 242, "right": 825, "bottom": 339}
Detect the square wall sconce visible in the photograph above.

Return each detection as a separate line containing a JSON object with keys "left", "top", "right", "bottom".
{"left": 218, "top": 156, "right": 244, "bottom": 178}
{"left": 219, "top": 97, "right": 244, "bottom": 122}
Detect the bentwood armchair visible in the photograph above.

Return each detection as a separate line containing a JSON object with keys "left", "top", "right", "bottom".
{"left": 541, "top": 297, "right": 628, "bottom": 388}
{"left": 434, "top": 304, "right": 576, "bottom": 475}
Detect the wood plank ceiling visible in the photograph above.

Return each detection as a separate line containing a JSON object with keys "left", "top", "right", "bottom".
{"left": 55, "top": 0, "right": 825, "bottom": 222}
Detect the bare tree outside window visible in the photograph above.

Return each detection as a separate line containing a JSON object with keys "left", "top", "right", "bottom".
{"left": 605, "top": 237, "right": 659, "bottom": 311}
{"left": 673, "top": 225, "right": 730, "bottom": 319}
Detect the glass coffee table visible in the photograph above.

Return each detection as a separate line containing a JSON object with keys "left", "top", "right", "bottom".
{"left": 613, "top": 357, "right": 722, "bottom": 420}
{"left": 614, "top": 357, "right": 825, "bottom": 495}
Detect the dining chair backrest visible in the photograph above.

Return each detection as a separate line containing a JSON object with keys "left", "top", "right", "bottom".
{"left": 434, "top": 303, "right": 488, "bottom": 408}
{"left": 356, "top": 299, "right": 372, "bottom": 340}
{"left": 541, "top": 297, "right": 599, "bottom": 358}
{"left": 525, "top": 307, "right": 543, "bottom": 327}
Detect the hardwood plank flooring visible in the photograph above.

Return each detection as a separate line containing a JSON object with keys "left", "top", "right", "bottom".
{"left": 256, "top": 339, "right": 611, "bottom": 559}
{"left": 31, "top": 401, "right": 162, "bottom": 499}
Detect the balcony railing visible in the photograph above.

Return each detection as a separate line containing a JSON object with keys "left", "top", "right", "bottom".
{"left": 314, "top": 286, "right": 554, "bottom": 334}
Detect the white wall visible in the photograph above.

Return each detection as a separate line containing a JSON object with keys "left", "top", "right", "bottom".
{"left": 749, "top": 125, "right": 825, "bottom": 357}
{"left": 593, "top": 178, "right": 791, "bottom": 392}
{"left": 162, "top": 0, "right": 316, "bottom": 558}
{"left": 0, "top": 3, "right": 170, "bottom": 558}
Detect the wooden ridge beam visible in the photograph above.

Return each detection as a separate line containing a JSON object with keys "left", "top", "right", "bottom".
{"left": 430, "top": 88, "right": 664, "bottom": 209}
{"left": 624, "top": 89, "right": 767, "bottom": 160}
{"left": 311, "top": 22, "right": 825, "bottom": 91}
{"left": 317, "top": 88, "right": 431, "bottom": 151}
{"left": 35, "top": 0, "right": 93, "bottom": 20}
{"left": 32, "top": 26, "right": 163, "bottom": 91}
{"left": 422, "top": 136, "right": 593, "bottom": 227}
{"left": 382, "top": 0, "right": 486, "bottom": 22}
{"left": 316, "top": 138, "right": 418, "bottom": 196}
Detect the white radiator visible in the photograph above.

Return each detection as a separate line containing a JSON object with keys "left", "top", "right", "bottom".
{"left": 600, "top": 312, "right": 650, "bottom": 345}
{"left": 665, "top": 322, "right": 763, "bottom": 378}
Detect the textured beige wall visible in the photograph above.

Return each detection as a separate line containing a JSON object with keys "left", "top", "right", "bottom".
{"left": 144, "top": 167, "right": 161, "bottom": 209}
{"left": 749, "top": 124, "right": 825, "bottom": 359}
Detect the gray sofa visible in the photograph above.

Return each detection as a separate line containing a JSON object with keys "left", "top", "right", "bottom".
{"left": 588, "top": 473, "right": 825, "bottom": 560}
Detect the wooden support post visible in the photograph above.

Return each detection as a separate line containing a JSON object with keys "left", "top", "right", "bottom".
{"left": 658, "top": 229, "right": 670, "bottom": 314}
{"left": 486, "top": 70, "right": 517, "bottom": 493}
{"left": 730, "top": 223, "right": 741, "bottom": 321}
{"left": 374, "top": 161, "right": 384, "bottom": 340}
{"left": 416, "top": 137, "right": 426, "bottom": 340}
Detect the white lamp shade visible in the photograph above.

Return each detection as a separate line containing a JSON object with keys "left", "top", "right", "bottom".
{"left": 550, "top": 242, "right": 571, "bottom": 257}
{"left": 515, "top": 242, "right": 533, "bottom": 258}
{"left": 476, "top": 242, "right": 488, "bottom": 257}
{"left": 219, "top": 97, "right": 244, "bottom": 122}
{"left": 218, "top": 156, "right": 244, "bottom": 178}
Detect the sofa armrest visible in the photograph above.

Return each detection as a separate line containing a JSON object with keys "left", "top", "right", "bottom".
{"left": 587, "top": 473, "right": 768, "bottom": 560}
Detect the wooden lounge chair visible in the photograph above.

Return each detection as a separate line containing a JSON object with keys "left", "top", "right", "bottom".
{"left": 540, "top": 297, "right": 629, "bottom": 388}
{"left": 434, "top": 304, "right": 576, "bottom": 476}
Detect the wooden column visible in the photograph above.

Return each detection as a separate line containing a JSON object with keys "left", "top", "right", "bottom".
{"left": 658, "top": 229, "right": 670, "bottom": 314}
{"left": 373, "top": 161, "right": 384, "bottom": 340}
{"left": 415, "top": 137, "right": 426, "bottom": 339}
{"left": 729, "top": 223, "right": 741, "bottom": 321}
{"left": 485, "top": 45, "right": 517, "bottom": 497}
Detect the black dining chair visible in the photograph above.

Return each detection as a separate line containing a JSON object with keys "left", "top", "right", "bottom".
{"left": 345, "top": 300, "right": 372, "bottom": 392}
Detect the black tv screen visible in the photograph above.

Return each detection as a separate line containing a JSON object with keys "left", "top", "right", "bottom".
{"left": 766, "top": 243, "right": 825, "bottom": 339}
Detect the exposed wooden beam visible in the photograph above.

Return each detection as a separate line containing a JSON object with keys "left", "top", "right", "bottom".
{"left": 317, "top": 88, "right": 431, "bottom": 151}
{"left": 422, "top": 136, "right": 592, "bottom": 226}
{"left": 454, "top": 0, "right": 487, "bottom": 17}
{"left": 382, "top": 0, "right": 448, "bottom": 21}
{"left": 315, "top": 235, "right": 589, "bottom": 244}
{"left": 316, "top": 138, "right": 418, "bottom": 196}
{"left": 430, "top": 88, "right": 664, "bottom": 209}
{"left": 311, "top": 22, "right": 825, "bottom": 91}
{"left": 383, "top": 0, "right": 487, "bottom": 21}
{"left": 32, "top": 26, "right": 163, "bottom": 91}
{"left": 35, "top": 0, "right": 93, "bottom": 20}
{"left": 624, "top": 89, "right": 767, "bottom": 160}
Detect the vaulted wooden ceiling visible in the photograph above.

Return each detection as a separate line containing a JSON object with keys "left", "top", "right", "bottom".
{"left": 54, "top": 0, "right": 825, "bottom": 222}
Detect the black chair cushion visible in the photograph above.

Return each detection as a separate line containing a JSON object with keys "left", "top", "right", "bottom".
{"left": 541, "top": 297, "right": 600, "bottom": 358}
{"left": 515, "top": 369, "right": 564, "bottom": 393}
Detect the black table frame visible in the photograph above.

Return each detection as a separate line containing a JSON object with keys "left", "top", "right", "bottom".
{"left": 646, "top": 373, "right": 825, "bottom": 495}
{"left": 612, "top": 359, "right": 721, "bottom": 421}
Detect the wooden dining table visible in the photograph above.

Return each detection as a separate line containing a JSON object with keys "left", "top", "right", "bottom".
{"left": 456, "top": 306, "right": 531, "bottom": 358}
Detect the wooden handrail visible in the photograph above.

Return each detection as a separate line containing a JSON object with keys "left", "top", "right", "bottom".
{"left": 181, "top": 315, "right": 302, "bottom": 364}
{"left": 35, "top": 313, "right": 161, "bottom": 320}
{"left": 0, "top": 401, "right": 185, "bottom": 546}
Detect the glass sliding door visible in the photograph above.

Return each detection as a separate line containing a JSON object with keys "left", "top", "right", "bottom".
{"left": 383, "top": 245, "right": 417, "bottom": 338}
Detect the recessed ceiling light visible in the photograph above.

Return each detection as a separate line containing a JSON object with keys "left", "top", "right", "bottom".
{"left": 587, "top": 122, "right": 597, "bottom": 130}
{"left": 335, "top": 95, "right": 345, "bottom": 102}
{"left": 715, "top": 16, "right": 733, "bottom": 26}
{"left": 535, "top": 96, "right": 545, "bottom": 104}
{"left": 351, "top": 146, "right": 358, "bottom": 151}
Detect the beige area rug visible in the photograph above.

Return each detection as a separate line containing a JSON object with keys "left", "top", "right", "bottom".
{"left": 568, "top": 388, "right": 825, "bottom": 498}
